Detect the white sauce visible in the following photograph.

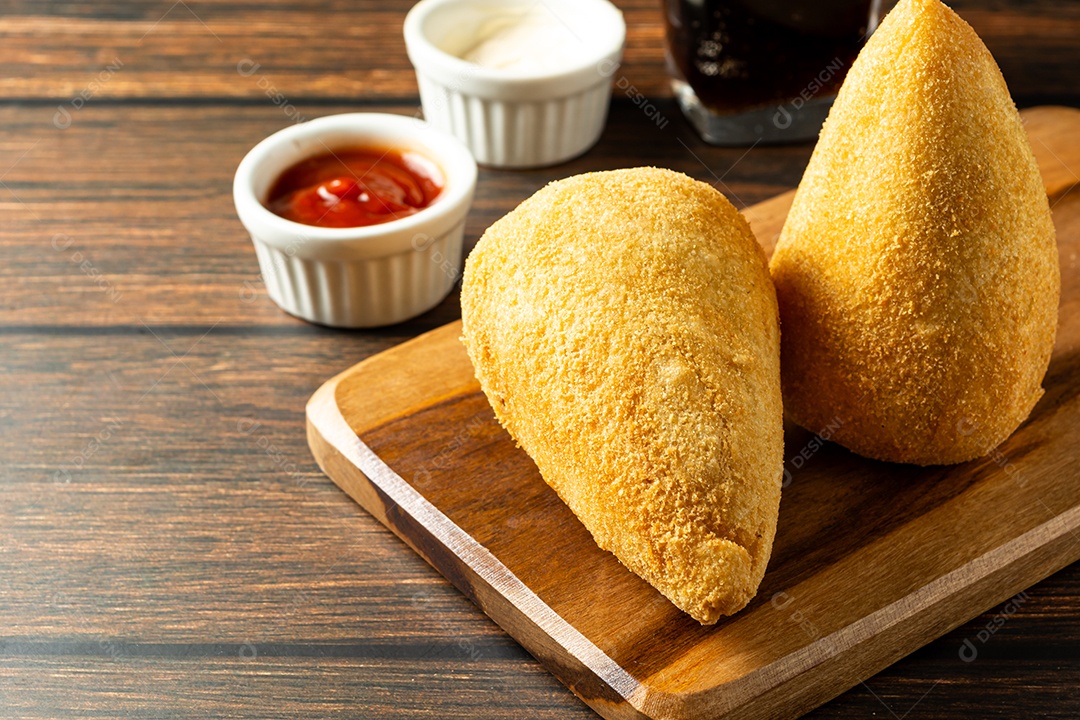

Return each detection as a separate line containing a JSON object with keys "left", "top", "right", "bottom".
{"left": 460, "top": 7, "right": 588, "bottom": 73}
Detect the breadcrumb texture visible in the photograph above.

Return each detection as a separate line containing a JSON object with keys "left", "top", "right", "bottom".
{"left": 769, "top": 0, "right": 1060, "bottom": 466}
{"left": 460, "top": 168, "right": 783, "bottom": 624}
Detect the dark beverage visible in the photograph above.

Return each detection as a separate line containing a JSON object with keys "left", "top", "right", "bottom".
{"left": 663, "top": 0, "right": 879, "bottom": 144}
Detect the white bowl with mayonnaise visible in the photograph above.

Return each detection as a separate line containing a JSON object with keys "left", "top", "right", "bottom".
{"left": 404, "top": 0, "right": 626, "bottom": 168}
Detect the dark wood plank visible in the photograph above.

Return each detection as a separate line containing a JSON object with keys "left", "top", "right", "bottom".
{"left": 0, "top": 656, "right": 592, "bottom": 719}
{"left": 0, "top": 101, "right": 812, "bottom": 328}
{"left": 0, "top": 331, "right": 598, "bottom": 719}
{"left": 0, "top": 1, "right": 1076, "bottom": 103}
{"left": 0, "top": 0, "right": 664, "bottom": 100}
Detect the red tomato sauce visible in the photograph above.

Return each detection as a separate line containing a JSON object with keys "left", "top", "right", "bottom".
{"left": 265, "top": 147, "right": 443, "bottom": 228}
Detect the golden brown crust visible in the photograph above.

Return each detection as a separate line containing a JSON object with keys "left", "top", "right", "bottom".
{"left": 769, "top": 0, "right": 1060, "bottom": 466}
{"left": 461, "top": 168, "right": 783, "bottom": 623}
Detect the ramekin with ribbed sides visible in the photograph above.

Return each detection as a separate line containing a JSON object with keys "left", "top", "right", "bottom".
{"left": 404, "top": 0, "right": 625, "bottom": 168}
{"left": 233, "top": 113, "right": 477, "bottom": 328}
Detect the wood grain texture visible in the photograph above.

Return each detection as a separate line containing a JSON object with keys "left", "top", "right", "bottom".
{"left": 2, "top": 1, "right": 1078, "bottom": 717}
{"left": 0, "top": 100, "right": 814, "bottom": 328}
{"left": 1, "top": 1, "right": 1077, "bottom": 103}
{"left": 307, "top": 107, "right": 1080, "bottom": 719}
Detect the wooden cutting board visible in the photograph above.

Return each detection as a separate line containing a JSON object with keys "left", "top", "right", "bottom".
{"left": 307, "top": 106, "right": 1080, "bottom": 720}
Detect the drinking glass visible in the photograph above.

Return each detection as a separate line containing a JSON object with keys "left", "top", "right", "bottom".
{"left": 662, "top": 0, "right": 883, "bottom": 144}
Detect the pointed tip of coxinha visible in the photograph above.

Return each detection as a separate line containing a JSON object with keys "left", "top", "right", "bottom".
{"left": 770, "top": 0, "right": 1059, "bottom": 466}
{"left": 813, "top": 0, "right": 1020, "bottom": 167}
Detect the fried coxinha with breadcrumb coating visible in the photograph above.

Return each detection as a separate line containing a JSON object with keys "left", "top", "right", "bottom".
{"left": 461, "top": 168, "right": 783, "bottom": 623}
{"left": 770, "top": 0, "right": 1059, "bottom": 466}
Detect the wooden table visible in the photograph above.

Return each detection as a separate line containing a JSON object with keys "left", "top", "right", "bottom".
{"left": 2, "top": 1, "right": 1077, "bottom": 717}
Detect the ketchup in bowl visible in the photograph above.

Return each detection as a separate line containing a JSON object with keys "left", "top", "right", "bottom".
{"left": 265, "top": 147, "right": 443, "bottom": 228}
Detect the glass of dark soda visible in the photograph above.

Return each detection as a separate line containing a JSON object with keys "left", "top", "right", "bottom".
{"left": 663, "top": 0, "right": 883, "bottom": 144}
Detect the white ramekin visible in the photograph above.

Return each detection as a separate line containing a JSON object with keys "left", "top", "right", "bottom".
{"left": 404, "top": 0, "right": 625, "bottom": 168}
{"left": 233, "top": 113, "right": 477, "bottom": 328}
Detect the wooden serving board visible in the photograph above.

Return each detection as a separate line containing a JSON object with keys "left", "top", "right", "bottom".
{"left": 307, "top": 106, "right": 1080, "bottom": 720}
